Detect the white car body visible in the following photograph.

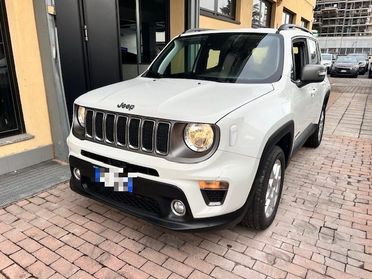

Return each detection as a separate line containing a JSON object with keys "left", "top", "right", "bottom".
{"left": 321, "top": 53, "right": 333, "bottom": 72}
{"left": 67, "top": 27, "right": 331, "bottom": 230}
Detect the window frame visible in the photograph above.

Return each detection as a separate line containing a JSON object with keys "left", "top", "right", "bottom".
{"left": 0, "top": 0, "right": 25, "bottom": 139}
{"left": 252, "top": 0, "right": 273, "bottom": 28}
{"left": 200, "top": 0, "right": 237, "bottom": 21}
{"left": 282, "top": 8, "right": 294, "bottom": 24}
{"left": 301, "top": 17, "right": 309, "bottom": 29}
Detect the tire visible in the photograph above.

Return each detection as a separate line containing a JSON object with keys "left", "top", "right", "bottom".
{"left": 306, "top": 106, "right": 325, "bottom": 148}
{"left": 240, "top": 146, "right": 285, "bottom": 230}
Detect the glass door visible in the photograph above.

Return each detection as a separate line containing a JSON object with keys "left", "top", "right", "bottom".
{"left": 0, "top": 0, "right": 24, "bottom": 138}
{"left": 119, "top": 0, "right": 169, "bottom": 80}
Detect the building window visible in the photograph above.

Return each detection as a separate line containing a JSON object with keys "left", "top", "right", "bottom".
{"left": 301, "top": 18, "right": 309, "bottom": 28}
{"left": 200, "top": 0, "right": 236, "bottom": 20}
{"left": 252, "top": 0, "right": 272, "bottom": 28}
{"left": 0, "top": 0, "right": 24, "bottom": 138}
{"left": 282, "top": 9, "right": 294, "bottom": 24}
{"left": 119, "top": 0, "right": 169, "bottom": 80}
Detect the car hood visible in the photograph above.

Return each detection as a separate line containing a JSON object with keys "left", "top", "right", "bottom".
{"left": 75, "top": 77, "right": 274, "bottom": 123}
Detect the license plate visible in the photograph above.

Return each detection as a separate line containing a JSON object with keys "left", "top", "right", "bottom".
{"left": 341, "top": 70, "right": 347, "bottom": 73}
{"left": 93, "top": 166, "right": 137, "bottom": 192}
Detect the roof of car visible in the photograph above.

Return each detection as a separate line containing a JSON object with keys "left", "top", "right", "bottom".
{"left": 180, "top": 27, "right": 313, "bottom": 38}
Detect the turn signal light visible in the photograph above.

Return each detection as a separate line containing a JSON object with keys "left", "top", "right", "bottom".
{"left": 199, "top": 181, "right": 229, "bottom": 190}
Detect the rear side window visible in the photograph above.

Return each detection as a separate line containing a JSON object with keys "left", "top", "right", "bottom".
{"left": 308, "top": 39, "right": 320, "bottom": 64}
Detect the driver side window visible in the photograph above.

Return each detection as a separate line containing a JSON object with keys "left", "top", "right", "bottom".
{"left": 292, "top": 39, "right": 309, "bottom": 81}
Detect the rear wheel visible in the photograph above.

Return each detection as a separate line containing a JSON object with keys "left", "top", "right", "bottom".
{"left": 306, "top": 107, "right": 325, "bottom": 148}
{"left": 241, "top": 146, "right": 285, "bottom": 230}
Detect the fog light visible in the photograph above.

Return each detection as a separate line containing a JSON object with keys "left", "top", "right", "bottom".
{"left": 73, "top": 168, "right": 81, "bottom": 180}
{"left": 171, "top": 200, "right": 186, "bottom": 216}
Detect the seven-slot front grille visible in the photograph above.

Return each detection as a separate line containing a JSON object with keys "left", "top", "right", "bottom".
{"left": 85, "top": 109, "right": 171, "bottom": 156}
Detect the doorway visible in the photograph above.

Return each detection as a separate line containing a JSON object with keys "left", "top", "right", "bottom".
{"left": 56, "top": 0, "right": 122, "bottom": 121}
{"left": 0, "top": 0, "right": 24, "bottom": 138}
{"left": 56, "top": 0, "right": 170, "bottom": 121}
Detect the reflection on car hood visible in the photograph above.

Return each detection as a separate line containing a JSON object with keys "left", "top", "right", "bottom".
{"left": 75, "top": 77, "right": 274, "bottom": 123}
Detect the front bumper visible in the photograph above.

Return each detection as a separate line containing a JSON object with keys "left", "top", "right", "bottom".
{"left": 331, "top": 68, "right": 358, "bottom": 76}
{"left": 67, "top": 133, "right": 259, "bottom": 216}
{"left": 69, "top": 156, "right": 250, "bottom": 230}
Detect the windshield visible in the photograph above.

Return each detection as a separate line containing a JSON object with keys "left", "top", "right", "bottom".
{"left": 321, "top": 54, "right": 332, "bottom": 60}
{"left": 336, "top": 56, "right": 358, "bottom": 63}
{"left": 144, "top": 33, "right": 283, "bottom": 83}
{"left": 348, "top": 54, "right": 367, "bottom": 61}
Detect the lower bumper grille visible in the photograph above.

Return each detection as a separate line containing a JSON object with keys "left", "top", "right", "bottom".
{"left": 87, "top": 182, "right": 161, "bottom": 216}
{"left": 201, "top": 190, "right": 227, "bottom": 206}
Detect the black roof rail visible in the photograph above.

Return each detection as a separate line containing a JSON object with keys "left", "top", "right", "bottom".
{"left": 277, "top": 24, "right": 312, "bottom": 34}
{"left": 183, "top": 28, "right": 212, "bottom": 34}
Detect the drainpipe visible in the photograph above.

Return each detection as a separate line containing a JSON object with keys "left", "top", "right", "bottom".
{"left": 135, "top": 0, "right": 141, "bottom": 75}
{"left": 33, "top": 0, "right": 70, "bottom": 161}
{"left": 186, "top": 0, "right": 200, "bottom": 30}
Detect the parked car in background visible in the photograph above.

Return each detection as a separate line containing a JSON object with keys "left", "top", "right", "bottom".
{"left": 330, "top": 56, "right": 359, "bottom": 78}
{"left": 369, "top": 63, "right": 372, "bottom": 78}
{"left": 348, "top": 53, "right": 369, "bottom": 74}
{"left": 321, "top": 53, "right": 333, "bottom": 73}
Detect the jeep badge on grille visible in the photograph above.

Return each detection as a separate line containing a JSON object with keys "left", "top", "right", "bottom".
{"left": 117, "top": 102, "right": 135, "bottom": 111}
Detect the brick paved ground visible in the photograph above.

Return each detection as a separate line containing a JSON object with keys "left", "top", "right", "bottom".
{"left": 0, "top": 77, "right": 372, "bottom": 279}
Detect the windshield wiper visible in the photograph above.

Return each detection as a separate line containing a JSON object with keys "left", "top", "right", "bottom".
{"left": 146, "top": 71, "right": 163, "bottom": 79}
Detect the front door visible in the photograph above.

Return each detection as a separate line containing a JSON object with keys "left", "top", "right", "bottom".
{"left": 291, "top": 38, "right": 314, "bottom": 139}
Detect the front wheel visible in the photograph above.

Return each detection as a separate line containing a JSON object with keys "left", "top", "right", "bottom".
{"left": 240, "top": 146, "right": 285, "bottom": 230}
{"left": 306, "top": 107, "right": 325, "bottom": 148}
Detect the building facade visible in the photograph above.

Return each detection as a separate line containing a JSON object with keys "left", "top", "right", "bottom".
{"left": 0, "top": 0, "right": 56, "bottom": 175}
{"left": 199, "top": 0, "right": 315, "bottom": 30}
{"left": 0, "top": 0, "right": 315, "bottom": 175}
{"left": 313, "top": 0, "right": 372, "bottom": 55}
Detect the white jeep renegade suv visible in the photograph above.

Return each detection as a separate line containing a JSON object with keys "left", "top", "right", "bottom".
{"left": 67, "top": 24, "right": 330, "bottom": 230}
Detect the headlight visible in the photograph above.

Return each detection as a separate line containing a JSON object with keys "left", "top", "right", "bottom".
{"left": 77, "top": 106, "right": 86, "bottom": 127}
{"left": 184, "top": 123, "right": 214, "bottom": 152}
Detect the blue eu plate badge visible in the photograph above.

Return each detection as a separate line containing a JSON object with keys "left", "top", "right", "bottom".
{"left": 94, "top": 167, "right": 137, "bottom": 192}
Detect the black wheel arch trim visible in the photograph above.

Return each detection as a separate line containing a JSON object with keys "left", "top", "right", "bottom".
{"left": 260, "top": 121, "right": 294, "bottom": 168}
{"left": 323, "top": 90, "right": 331, "bottom": 108}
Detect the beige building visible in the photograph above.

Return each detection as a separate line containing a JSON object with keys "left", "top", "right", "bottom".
{"left": 199, "top": 0, "right": 315, "bottom": 30}
{"left": 0, "top": 0, "right": 55, "bottom": 174}
{"left": 0, "top": 0, "right": 315, "bottom": 175}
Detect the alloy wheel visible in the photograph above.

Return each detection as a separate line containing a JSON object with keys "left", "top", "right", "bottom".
{"left": 264, "top": 159, "right": 282, "bottom": 218}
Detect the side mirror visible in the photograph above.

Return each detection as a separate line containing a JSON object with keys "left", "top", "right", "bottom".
{"left": 301, "top": 64, "right": 326, "bottom": 83}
